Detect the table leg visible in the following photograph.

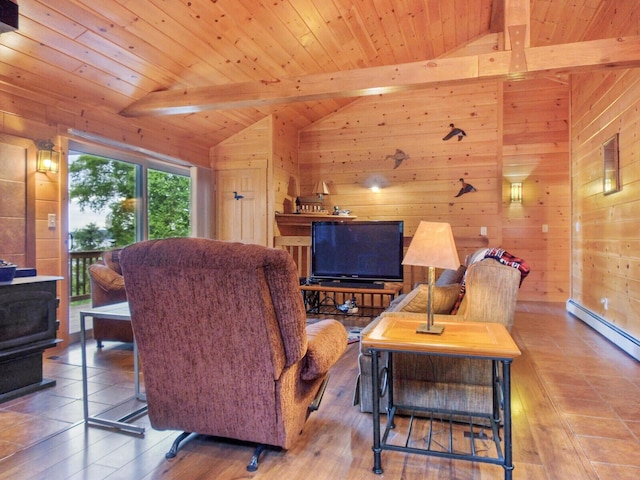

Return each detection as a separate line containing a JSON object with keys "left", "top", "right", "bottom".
{"left": 133, "top": 340, "right": 146, "bottom": 401}
{"left": 371, "top": 350, "right": 383, "bottom": 474}
{"left": 386, "top": 352, "right": 395, "bottom": 429}
{"left": 80, "top": 312, "right": 89, "bottom": 422}
{"left": 80, "top": 312, "right": 146, "bottom": 435}
{"left": 502, "top": 359, "right": 514, "bottom": 480}
{"left": 303, "top": 290, "right": 321, "bottom": 313}
{"left": 492, "top": 360, "right": 500, "bottom": 424}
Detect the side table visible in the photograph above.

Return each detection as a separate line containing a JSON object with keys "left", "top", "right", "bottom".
{"left": 80, "top": 302, "right": 147, "bottom": 434}
{"left": 361, "top": 315, "right": 521, "bottom": 479}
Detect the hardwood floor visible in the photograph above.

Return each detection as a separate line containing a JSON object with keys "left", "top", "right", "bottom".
{"left": 1, "top": 302, "right": 639, "bottom": 479}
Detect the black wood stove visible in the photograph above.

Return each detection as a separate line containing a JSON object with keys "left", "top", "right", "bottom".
{"left": 0, "top": 276, "right": 62, "bottom": 402}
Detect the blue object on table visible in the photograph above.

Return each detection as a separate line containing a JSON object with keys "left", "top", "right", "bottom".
{"left": 15, "top": 267, "right": 38, "bottom": 278}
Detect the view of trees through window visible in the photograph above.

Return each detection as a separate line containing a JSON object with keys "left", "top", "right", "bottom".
{"left": 148, "top": 168, "right": 191, "bottom": 241}
{"left": 67, "top": 152, "right": 192, "bottom": 334}
{"left": 68, "top": 154, "right": 191, "bottom": 251}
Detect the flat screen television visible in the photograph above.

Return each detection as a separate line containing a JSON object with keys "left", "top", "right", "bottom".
{"left": 311, "top": 220, "right": 404, "bottom": 286}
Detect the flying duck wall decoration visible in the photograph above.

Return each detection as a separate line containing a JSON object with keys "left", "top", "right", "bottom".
{"left": 385, "top": 149, "right": 410, "bottom": 169}
{"left": 454, "top": 178, "right": 477, "bottom": 197}
{"left": 443, "top": 123, "right": 466, "bottom": 141}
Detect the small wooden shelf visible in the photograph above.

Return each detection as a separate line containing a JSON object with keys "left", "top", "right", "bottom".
{"left": 275, "top": 213, "right": 357, "bottom": 228}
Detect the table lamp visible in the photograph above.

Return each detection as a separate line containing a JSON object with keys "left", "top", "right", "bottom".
{"left": 402, "top": 221, "right": 460, "bottom": 334}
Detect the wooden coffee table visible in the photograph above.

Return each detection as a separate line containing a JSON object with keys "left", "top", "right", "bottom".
{"left": 361, "top": 314, "right": 521, "bottom": 479}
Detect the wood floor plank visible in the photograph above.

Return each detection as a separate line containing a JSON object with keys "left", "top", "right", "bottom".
{"left": 1, "top": 302, "right": 639, "bottom": 479}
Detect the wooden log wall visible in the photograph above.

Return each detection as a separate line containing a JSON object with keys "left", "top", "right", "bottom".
{"left": 298, "top": 80, "right": 570, "bottom": 302}
{"left": 571, "top": 67, "right": 640, "bottom": 340}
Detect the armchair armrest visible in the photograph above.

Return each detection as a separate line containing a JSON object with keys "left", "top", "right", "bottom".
{"left": 89, "top": 263, "right": 125, "bottom": 293}
{"left": 300, "top": 320, "right": 347, "bottom": 381}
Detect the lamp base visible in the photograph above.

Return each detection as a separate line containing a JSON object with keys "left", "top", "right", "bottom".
{"left": 416, "top": 323, "right": 445, "bottom": 335}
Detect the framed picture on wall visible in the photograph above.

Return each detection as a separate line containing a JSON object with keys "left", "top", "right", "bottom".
{"left": 602, "top": 133, "right": 620, "bottom": 195}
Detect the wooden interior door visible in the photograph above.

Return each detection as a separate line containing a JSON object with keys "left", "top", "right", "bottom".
{"left": 215, "top": 168, "right": 267, "bottom": 245}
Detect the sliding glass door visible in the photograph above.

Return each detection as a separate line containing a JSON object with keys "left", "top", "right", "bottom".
{"left": 68, "top": 153, "right": 191, "bottom": 249}
{"left": 148, "top": 168, "right": 191, "bottom": 240}
{"left": 68, "top": 149, "right": 192, "bottom": 335}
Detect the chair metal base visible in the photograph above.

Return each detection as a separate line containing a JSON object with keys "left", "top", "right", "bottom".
{"left": 309, "top": 374, "right": 330, "bottom": 412}
{"left": 165, "top": 432, "right": 268, "bottom": 472}
{"left": 246, "top": 444, "right": 266, "bottom": 472}
{"left": 165, "top": 431, "right": 193, "bottom": 459}
{"left": 163, "top": 373, "right": 331, "bottom": 469}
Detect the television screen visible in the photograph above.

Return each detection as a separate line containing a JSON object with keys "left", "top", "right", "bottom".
{"left": 311, "top": 220, "right": 404, "bottom": 284}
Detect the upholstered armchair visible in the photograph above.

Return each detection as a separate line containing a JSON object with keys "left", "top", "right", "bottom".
{"left": 358, "top": 257, "right": 522, "bottom": 416}
{"left": 119, "top": 238, "right": 347, "bottom": 471}
{"left": 88, "top": 249, "right": 132, "bottom": 347}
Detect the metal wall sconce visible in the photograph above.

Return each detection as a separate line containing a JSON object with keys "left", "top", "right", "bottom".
{"left": 510, "top": 182, "right": 523, "bottom": 203}
{"left": 35, "top": 140, "right": 60, "bottom": 173}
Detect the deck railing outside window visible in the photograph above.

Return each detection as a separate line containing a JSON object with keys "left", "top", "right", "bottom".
{"left": 69, "top": 250, "right": 102, "bottom": 302}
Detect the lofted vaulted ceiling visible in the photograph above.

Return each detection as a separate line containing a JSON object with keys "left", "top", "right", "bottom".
{"left": 1, "top": 1, "right": 639, "bottom": 158}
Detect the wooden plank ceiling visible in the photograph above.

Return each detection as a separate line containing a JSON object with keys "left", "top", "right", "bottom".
{"left": 0, "top": 0, "right": 637, "bottom": 150}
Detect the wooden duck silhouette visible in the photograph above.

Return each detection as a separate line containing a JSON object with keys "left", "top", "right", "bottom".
{"left": 385, "top": 149, "right": 410, "bottom": 169}
{"left": 443, "top": 123, "right": 466, "bottom": 141}
{"left": 454, "top": 178, "right": 477, "bottom": 197}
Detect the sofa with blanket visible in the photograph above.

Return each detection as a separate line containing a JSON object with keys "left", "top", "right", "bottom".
{"left": 357, "top": 248, "right": 529, "bottom": 416}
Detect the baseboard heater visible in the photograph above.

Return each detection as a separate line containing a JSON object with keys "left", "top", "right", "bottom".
{"left": 566, "top": 299, "right": 640, "bottom": 361}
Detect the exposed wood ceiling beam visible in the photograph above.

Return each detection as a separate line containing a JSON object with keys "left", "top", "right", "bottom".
{"left": 489, "top": 0, "right": 504, "bottom": 34}
{"left": 120, "top": 35, "right": 640, "bottom": 117}
{"left": 504, "top": 0, "right": 530, "bottom": 50}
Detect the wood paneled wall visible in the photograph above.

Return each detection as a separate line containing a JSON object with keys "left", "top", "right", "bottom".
{"left": 298, "top": 80, "right": 570, "bottom": 302}
{"left": 571, "top": 68, "right": 640, "bottom": 340}
{"left": 0, "top": 85, "right": 212, "bottom": 350}
{"left": 210, "top": 116, "right": 271, "bottom": 244}
{"left": 0, "top": 140, "right": 30, "bottom": 267}
{"left": 211, "top": 114, "right": 300, "bottom": 244}
{"left": 502, "top": 79, "right": 571, "bottom": 302}
{"left": 0, "top": 130, "right": 68, "bottom": 350}
{"left": 299, "top": 82, "right": 501, "bottom": 247}
{"left": 272, "top": 114, "right": 300, "bottom": 223}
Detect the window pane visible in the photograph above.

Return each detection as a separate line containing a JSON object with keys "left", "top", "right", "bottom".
{"left": 68, "top": 154, "right": 136, "bottom": 250}
{"left": 147, "top": 168, "right": 191, "bottom": 239}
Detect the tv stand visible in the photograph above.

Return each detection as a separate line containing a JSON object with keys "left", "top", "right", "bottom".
{"left": 300, "top": 282, "right": 403, "bottom": 317}
{"left": 318, "top": 280, "right": 387, "bottom": 290}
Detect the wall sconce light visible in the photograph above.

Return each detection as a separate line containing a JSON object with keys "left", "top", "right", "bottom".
{"left": 35, "top": 140, "right": 60, "bottom": 173}
{"left": 510, "top": 182, "right": 523, "bottom": 204}
{"left": 312, "top": 180, "right": 330, "bottom": 201}
{"left": 364, "top": 174, "right": 388, "bottom": 192}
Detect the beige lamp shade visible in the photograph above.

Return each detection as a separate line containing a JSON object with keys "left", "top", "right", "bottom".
{"left": 312, "top": 180, "right": 330, "bottom": 196}
{"left": 402, "top": 221, "right": 460, "bottom": 270}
